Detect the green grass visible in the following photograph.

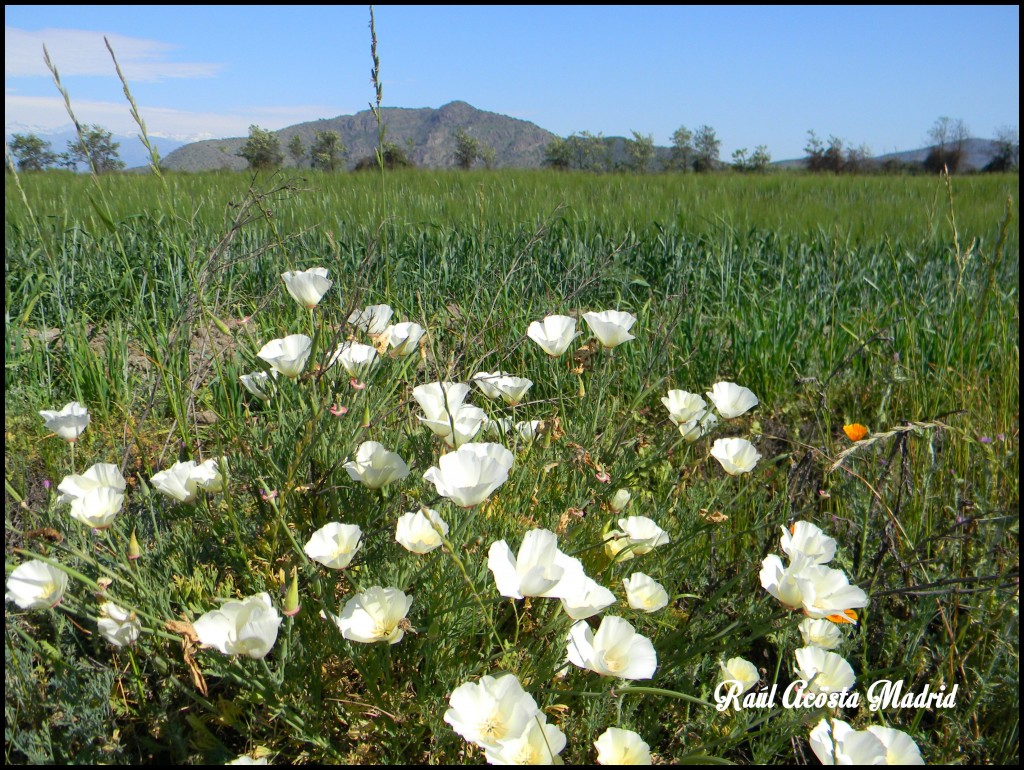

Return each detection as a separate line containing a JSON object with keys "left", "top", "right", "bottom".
{"left": 5, "top": 167, "right": 1019, "bottom": 765}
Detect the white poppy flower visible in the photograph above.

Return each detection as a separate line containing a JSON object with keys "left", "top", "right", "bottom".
{"left": 609, "top": 488, "right": 632, "bottom": 513}
{"left": 192, "top": 457, "right": 227, "bottom": 493}
{"left": 422, "top": 442, "right": 514, "bottom": 507}
{"left": 798, "top": 617, "right": 844, "bottom": 650}
{"left": 332, "top": 586, "right": 412, "bottom": 644}
{"left": 484, "top": 713, "right": 567, "bottom": 765}
{"left": 661, "top": 390, "right": 708, "bottom": 426}
{"left": 513, "top": 420, "right": 542, "bottom": 443}
{"left": 527, "top": 314, "right": 581, "bottom": 357}
{"left": 97, "top": 601, "right": 142, "bottom": 647}
{"left": 395, "top": 508, "right": 448, "bottom": 554}
{"left": 281, "top": 267, "right": 332, "bottom": 309}
{"left": 809, "top": 718, "right": 888, "bottom": 765}
{"left": 583, "top": 310, "right": 637, "bottom": 348}
{"left": 594, "top": 727, "right": 652, "bottom": 765}
{"left": 472, "top": 370, "right": 512, "bottom": 400}
{"left": 382, "top": 321, "right": 425, "bottom": 356}
{"left": 304, "top": 522, "right": 363, "bottom": 568}
{"left": 239, "top": 370, "right": 276, "bottom": 401}
{"left": 781, "top": 521, "right": 837, "bottom": 565}
{"left": 151, "top": 460, "right": 201, "bottom": 503}
{"left": 623, "top": 573, "right": 669, "bottom": 613}
{"left": 69, "top": 486, "right": 125, "bottom": 529}
{"left": 343, "top": 441, "right": 410, "bottom": 490}
{"left": 438, "top": 405, "right": 488, "bottom": 448}
{"left": 328, "top": 342, "right": 379, "bottom": 378}
{"left": 720, "top": 656, "right": 759, "bottom": 695}
{"left": 444, "top": 673, "right": 540, "bottom": 750}
{"left": 257, "top": 334, "right": 312, "bottom": 378}
{"left": 604, "top": 516, "right": 670, "bottom": 561}
{"left": 39, "top": 401, "right": 90, "bottom": 442}
{"left": 566, "top": 615, "right": 657, "bottom": 679}
{"left": 193, "top": 592, "right": 282, "bottom": 659}
{"left": 57, "top": 463, "right": 126, "bottom": 504}
{"left": 759, "top": 555, "right": 868, "bottom": 621}
{"left": 560, "top": 575, "right": 617, "bottom": 620}
{"left": 5, "top": 559, "right": 68, "bottom": 610}
{"left": 487, "top": 528, "right": 586, "bottom": 600}
{"left": 495, "top": 376, "right": 533, "bottom": 405}
{"left": 706, "top": 381, "right": 759, "bottom": 419}
{"left": 348, "top": 304, "right": 394, "bottom": 335}
{"left": 794, "top": 646, "right": 856, "bottom": 694}
{"left": 710, "top": 437, "right": 761, "bottom": 475}
{"left": 865, "top": 725, "right": 925, "bottom": 765}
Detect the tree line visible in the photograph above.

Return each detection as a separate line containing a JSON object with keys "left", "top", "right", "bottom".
{"left": 7, "top": 117, "right": 1019, "bottom": 175}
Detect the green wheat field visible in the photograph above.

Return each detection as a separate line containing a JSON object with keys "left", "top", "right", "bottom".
{"left": 5, "top": 166, "right": 1019, "bottom": 764}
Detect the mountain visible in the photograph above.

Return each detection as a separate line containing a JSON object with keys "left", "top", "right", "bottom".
{"left": 160, "top": 101, "right": 559, "bottom": 172}
{"left": 4, "top": 124, "right": 189, "bottom": 170}
{"left": 774, "top": 138, "right": 1003, "bottom": 171}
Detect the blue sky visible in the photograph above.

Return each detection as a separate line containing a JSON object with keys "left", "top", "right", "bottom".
{"left": 5, "top": 5, "right": 1019, "bottom": 159}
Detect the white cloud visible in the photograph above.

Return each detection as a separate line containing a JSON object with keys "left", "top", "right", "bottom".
{"left": 5, "top": 26, "right": 223, "bottom": 81}
{"left": 5, "top": 93, "right": 350, "bottom": 141}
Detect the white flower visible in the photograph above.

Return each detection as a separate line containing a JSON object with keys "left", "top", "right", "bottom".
{"left": 328, "top": 342, "right": 379, "bottom": 378}
{"left": 493, "top": 374, "right": 534, "bottom": 405}
{"left": 226, "top": 756, "right": 269, "bottom": 766}
{"left": 809, "top": 718, "right": 888, "bottom": 765}
{"left": 382, "top": 321, "right": 425, "bottom": 356}
{"left": 706, "top": 381, "right": 759, "bottom": 419}
{"left": 193, "top": 592, "right": 282, "bottom": 659}
{"left": 343, "top": 441, "right": 410, "bottom": 490}
{"left": 794, "top": 646, "right": 856, "bottom": 694}
{"left": 720, "top": 656, "right": 759, "bottom": 695}
{"left": 513, "top": 420, "right": 543, "bottom": 443}
{"left": 5, "top": 559, "right": 68, "bottom": 610}
{"left": 257, "top": 334, "right": 312, "bottom": 378}
{"left": 661, "top": 390, "right": 708, "bottom": 426}
{"left": 567, "top": 615, "right": 657, "bottom": 679}
{"left": 192, "top": 457, "right": 227, "bottom": 493}
{"left": 281, "top": 267, "right": 332, "bottom": 309}
{"left": 594, "top": 727, "right": 652, "bottom": 765}
{"left": 865, "top": 725, "right": 925, "bottom": 765}
{"left": 444, "top": 673, "right": 540, "bottom": 750}
{"left": 560, "top": 576, "right": 617, "bottom": 620}
{"left": 609, "top": 488, "right": 632, "bottom": 513}
{"left": 97, "top": 602, "right": 142, "bottom": 647}
{"left": 604, "top": 516, "right": 670, "bottom": 561}
{"left": 472, "top": 370, "right": 512, "bottom": 400}
{"left": 484, "top": 713, "right": 567, "bottom": 765}
{"left": 395, "top": 508, "right": 448, "bottom": 554}
{"left": 488, "top": 528, "right": 586, "bottom": 600}
{"left": 798, "top": 617, "right": 844, "bottom": 650}
{"left": 348, "top": 304, "right": 394, "bottom": 335}
{"left": 439, "top": 405, "right": 489, "bottom": 448}
{"left": 413, "top": 382, "right": 481, "bottom": 442}
{"left": 485, "top": 416, "right": 514, "bottom": 439}
{"left": 527, "top": 314, "right": 581, "bottom": 357}
{"left": 623, "top": 573, "right": 669, "bottom": 613}
{"left": 304, "top": 522, "right": 363, "bottom": 568}
{"left": 423, "top": 441, "right": 514, "bottom": 507}
{"left": 57, "top": 462, "right": 126, "bottom": 504}
{"left": 239, "top": 370, "right": 276, "bottom": 401}
{"left": 332, "top": 586, "right": 412, "bottom": 644}
{"left": 583, "top": 310, "right": 637, "bottom": 348}
{"left": 150, "top": 460, "right": 201, "bottom": 503}
{"left": 759, "top": 555, "right": 869, "bottom": 621}
{"left": 710, "top": 437, "right": 761, "bottom": 475}
{"left": 39, "top": 401, "right": 90, "bottom": 442}
{"left": 781, "top": 521, "right": 836, "bottom": 565}
{"left": 69, "top": 486, "right": 125, "bottom": 529}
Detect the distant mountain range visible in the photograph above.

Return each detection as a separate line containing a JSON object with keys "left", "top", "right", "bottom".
{"left": 6, "top": 103, "right": 1008, "bottom": 172}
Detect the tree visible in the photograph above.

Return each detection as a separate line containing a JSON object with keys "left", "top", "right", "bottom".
{"left": 353, "top": 141, "right": 414, "bottom": 171}
{"left": 453, "top": 128, "right": 480, "bottom": 169}
{"left": 925, "top": 116, "right": 969, "bottom": 174}
{"left": 287, "top": 135, "right": 306, "bottom": 168}
{"left": 479, "top": 144, "right": 497, "bottom": 170}
{"left": 731, "top": 148, "right": 750, "bottom": 172}
{"left": 804, "top": 130, "right": 826, "bottom": 172}
{"left": 693, "top": 125, "right": 720, "bottom": 172}
{"left": 64, "top": 125, "right": 125, "bottom": 173}
{"left": 310, "top": 130, "right": 346, "bottom": 171}
{"left": 624, "top": 131, "right": 655, "bottom": 173}
{"left": 8, "top": 133, "right": 57, "bottom": 171}
{"left": 984, "top": 126, "right": 1019, "bottom": 172}
{"left": 543, "top": 137, "right": 572, "bottom": 170}
{"left": 750, "top": 145, "right": 772, "bottom": 173}
{"left": 668, "top": 126, "right": 694, "bottom": 171}
{"left": 237, "top": 125, "right": 283, "bottom": 171}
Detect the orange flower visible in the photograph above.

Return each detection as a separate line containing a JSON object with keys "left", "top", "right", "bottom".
{"left": 843, "top": 423, "right": 869, "bottom": 441}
